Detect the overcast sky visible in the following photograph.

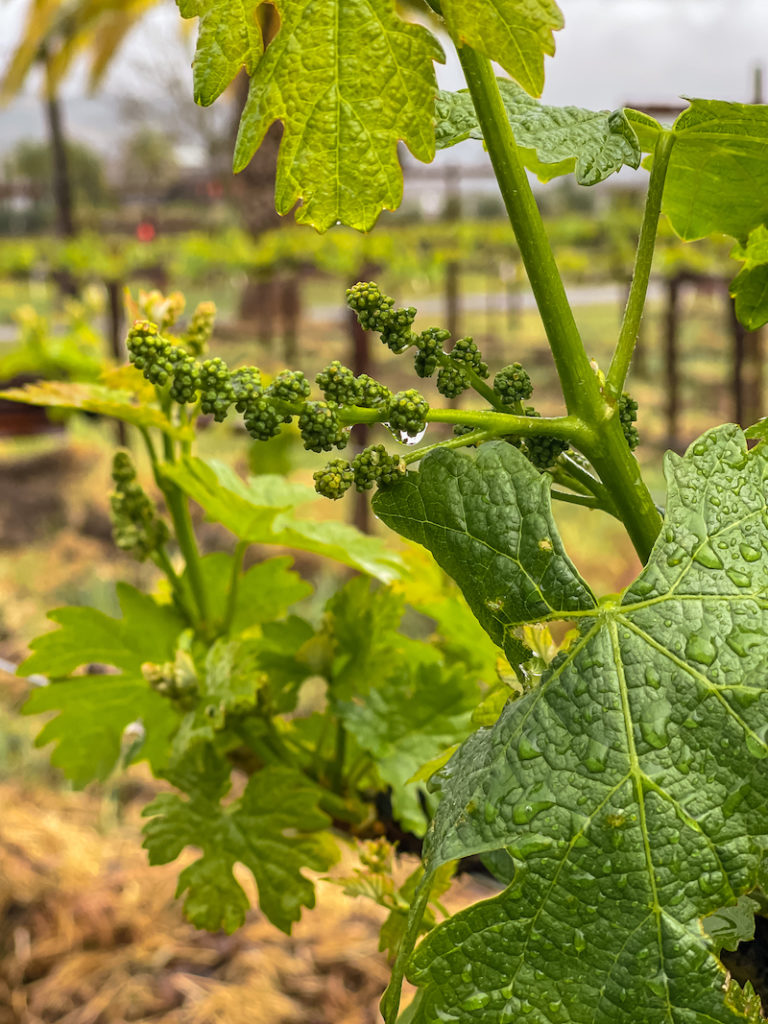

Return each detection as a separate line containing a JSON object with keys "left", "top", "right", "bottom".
{"left": 0, "top": 0, "right": 766, "bottom": 156}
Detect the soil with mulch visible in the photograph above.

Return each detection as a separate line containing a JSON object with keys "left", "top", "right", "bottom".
{"left": 0, "top": 749, "right": 494, "bottom": 1024}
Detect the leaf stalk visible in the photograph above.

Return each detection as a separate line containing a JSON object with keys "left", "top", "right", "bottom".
{"left": 607, "top": 129, "right": 676, "bottom": 395}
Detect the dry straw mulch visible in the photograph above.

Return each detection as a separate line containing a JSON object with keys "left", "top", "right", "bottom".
{"left": 0, "top": 779, "right": 398, "bottom": 1024}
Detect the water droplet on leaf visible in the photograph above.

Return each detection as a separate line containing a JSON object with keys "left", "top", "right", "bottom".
{"left": 693, "top": 542, "right": 723, "bottom": 569}
{"left": 639, "top": 697, "right": 672, "bottom": 749}
{"left": 726, "top": 567, "right": 752, "bottom": 588}
{"left": 685, "top": 634, "right": 716, "bottom": 666}
{"left": 739, "top": 542, "right": 761, "bottom": 562}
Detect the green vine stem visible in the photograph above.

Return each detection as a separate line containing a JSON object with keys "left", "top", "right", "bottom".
{"left": 137, "top": 426, "right": 198, "bottom": 624}
{"left": 580, "top": 423, "right": 661, "bottom": 561}
{"left": 162, "top": 481, "right": 211, "bottom": 633}
{"left": 222, "top": 540, "right": 248, "bottom": 635}
{"left": 403, "top": 429, "right": 494, "bottom": 464}
{"left": 456, "top": 46, "right": 602, "bottom": 424}
{"left": 339, "top": 405, "right": 589, "bottom": 443}
{"left": 607, "top": 129, "right": 676, "bottom": 395}
{"left": 381, "top": 871, "right": 435, "bottom": 1024}
{"left": 455, "top": 47, "right": 662, "bottom": 562}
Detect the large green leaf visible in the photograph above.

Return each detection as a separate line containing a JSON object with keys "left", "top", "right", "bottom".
{"left": 662, "top": 100, "right": 768, "bottom": 241}
{"left": 384, "top": 426, "right": 768, "bottom": 1024}
{"left": 162, "top": 456, "right": 403, "bottom": 581}
{"left": 436, "top": 81, "right": 641, "bottom": 185}
{"left": 143, "top": 756, "right": 339, "bottom": 933}
{"left": 233, "top": 0, "right": 444, "bottom": 231}
{"left": 730, "top": 225, "right": 768, "bottom": 331}
{"left": 372, "top": 441, "right": 596, "bottom": 665}
{"left": 177, "top": 0, "right": 263, "bottom": 105}
{"left": 441, "top": 0, "right": 563, "bottom": 98}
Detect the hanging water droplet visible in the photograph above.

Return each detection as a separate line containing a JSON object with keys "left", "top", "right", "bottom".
{"left": 460, "top": 992, "right": 491, "bottom": 1011}
{"left": 483, "top": 801, "right": 499, "bottom": 824}
{"left": 583, "top": 738, "right": 609, "bottom": 773}
{"left": 385, "top": 422, "right": 427, "bottom": 445}
{"left": 573, "top": 929, "right": 586, "bottom": 953}
{"left": 509, "top": 835, "right": 552, "bottom": 859}
{"left": 646, "top": 974, "right": 667, "bottom": 999}
{"left": 746, "top": 732, "right": 768, "bottom": 759}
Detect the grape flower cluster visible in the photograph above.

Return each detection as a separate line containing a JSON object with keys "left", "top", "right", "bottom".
{"left": 109, "top": 451, "right": 169, "bottom": 561}
{"left": 125, "top": 281, "right": 640, "bottom": 501}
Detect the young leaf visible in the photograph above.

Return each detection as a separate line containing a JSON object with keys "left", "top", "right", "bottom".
{"left": 440, "top": 0, "right": 563, "bottom": 98}
{"left": 0, "top": 380, "right": 191, "bottom": 439}
{"left": 143, "top": 761, "right": 339, "bottom": 933}
{"left": 662, "top": 100, "right": 768, "bottom": 241}
{"left": 233, "top": 0, "right": 444, "bottom": 231}
{"left": 401, "top": 425, "right": 768, "bottom": 1024}
{"left": 162, "top": 456, "right": 403, "bottom": 581}
{"left": 19, "top": 586, "right": 186, "bottom": 785}
{"left": 372, "top": 441, "right": 596, "bottom": 666}
{"left": 730, "top": 225, "right": 768, "bottom": 331}
{"left": 24, "top": 676, "right": 178, "bottom": 786}
{"left": 176, "top": 0, "right": 264, "bottom": 105}
{"left": 184, "top": 553, "right": 312, "bottom": 635}
{"left": 254, "top": 616, "right": 318, "bottom": 713}
{"left": 337, "top": 661, "right": 480, "bottom": 835}
{"left": 324, "top": 576, "right": 409, "bottom": 701}
{"left": 20, "top": 584, "right": 185, "bottom": 678}
{"left": 436, "top": 81, "right": 641, "bottom": 185}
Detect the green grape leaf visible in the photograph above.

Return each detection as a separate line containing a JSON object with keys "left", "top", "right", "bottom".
{"left": 18, "top": 586, "right": 186, "bottom": 785}
{"left": 176, "top": 0, "right": 263, "bottom": 105}
{"left": 143, "top": 760, "right": 339, "bottom": 933}
{"left": 233, "top": 0, "right": 444, "bottom": 231}
{"left": 441, "top": 0, "right": 563, "bottom": 98}
{"left": 436, "top": 81, "right": 641, "bottom": 185}
{"left": 624, "top": 107, "right": 663, "bottom": 152}
{"left": 19, "top": 584, "right": 185, "bottom": 678}
{"left": 162, "top": 456, "right": 403, "bottom": 582}
{"left": 0, "top": 381, "right": 191, "bottom": 440}
{"left": 337, "top": 661, "right": 480, "bottom": 835}
{"left": 324, "top": 576, "right": 412, "bottom": 702}
{"left": 24, "top": 675, "right": 178, "bottom": 787}
{"left": 662, "top": 100, "right": 768, "bottom": 241}
{"left": 184, "top": 553, "right": 312, "bottom": 635}
{"left": 253, "top": 616, "right": 318, "bottom": 713}
{"left": 396, "top": 425, "right": 768, "bottom": 1024}
{"left": 730, "top": 225, "right": 768, "bottom": 331}
{"left": 202, "top": 636, "right": 267, "bottom": 713}
{"left": 372, "top": 441, "right": 596, "bottom": 666}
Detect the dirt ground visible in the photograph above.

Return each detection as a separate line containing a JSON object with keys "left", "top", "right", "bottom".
{"left": 0, "top": 726, "right": 495, "bottom": 1024}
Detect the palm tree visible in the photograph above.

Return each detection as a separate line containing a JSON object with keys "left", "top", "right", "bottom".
{"left": 1, "top": 0, "right": 159, "bottom": 235}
